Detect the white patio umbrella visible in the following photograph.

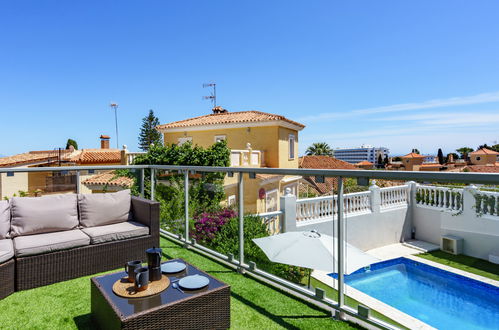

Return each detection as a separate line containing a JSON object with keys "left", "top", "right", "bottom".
{"left": 253, "top": 230, "right": 379, "bottom": 275}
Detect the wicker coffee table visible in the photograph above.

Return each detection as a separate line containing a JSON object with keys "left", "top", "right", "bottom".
{"left": 90, "top": 258, "right": 230, "bottom": 329}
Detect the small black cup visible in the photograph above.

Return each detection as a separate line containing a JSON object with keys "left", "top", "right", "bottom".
{"left": 125, "top": 260, "right": 142, "bottom": 283}
{"left": 134, "top": 267, "right": 149, "bottom": 292}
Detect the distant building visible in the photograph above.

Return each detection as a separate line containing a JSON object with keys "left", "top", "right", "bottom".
{"left": 423, "top": 155, "right": 437, "bottom": 163}
{"left": 355, "top": 160, "right": 374, "bottom": 169}
{"left": 333, "top": 145, "right": 389, "bottom": 165}
{"left": 0, "top": 135, "right": 121, "bottom": 199}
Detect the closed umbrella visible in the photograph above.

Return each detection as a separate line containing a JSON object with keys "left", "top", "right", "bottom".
{"left": 253, "top": 230, "right": 379, "bottom": 275}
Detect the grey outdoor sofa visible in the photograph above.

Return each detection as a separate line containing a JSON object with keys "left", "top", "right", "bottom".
{"left": 0, "top": 190, "right": 159, "bottom": 298}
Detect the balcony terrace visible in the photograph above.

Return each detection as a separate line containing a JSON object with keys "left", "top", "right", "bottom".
{"left": 0, "top": 164, "right": 498, "bottom": 329}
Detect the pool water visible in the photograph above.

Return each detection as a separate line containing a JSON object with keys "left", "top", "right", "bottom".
{"left": 332, "top": 258, "right": 499, "bottom": 329}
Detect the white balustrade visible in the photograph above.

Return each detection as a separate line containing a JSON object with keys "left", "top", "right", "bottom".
{"left": 416, "top": 185, "right": 463, "bottom": 211}
{"left": 256, "top": 210, "right": 283, "bottom": 235}
{"left": 125, "top": 152, "right": 146, "bottom": 165}
{"left": 380, "top": 185, "right": 409, "bottom": 209}
{"left": 296, "top": 191, "right": 371, "bottom": 222}
{"left": 474, "top": 190, "right": 499, "bottom": 217}
{"left": 230, "top": 150, "right": 263, "bottom": 167}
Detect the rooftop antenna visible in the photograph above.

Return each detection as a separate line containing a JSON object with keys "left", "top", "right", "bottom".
{"left": 109, "top": 103, "right": 119, "bottom": 148}
{"left": 202, "top": 83, "right": 216, "bottom": 108}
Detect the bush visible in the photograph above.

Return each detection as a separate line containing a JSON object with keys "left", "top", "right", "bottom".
{"left": 191, "top": 208, "right": 237, "bottom": 245}
{"left": 211, "top": 215, "right": 305, "bottom": 284}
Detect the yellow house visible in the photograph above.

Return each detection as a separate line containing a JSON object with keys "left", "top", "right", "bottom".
{"left": 157, "top": 107, "right": 305, "bottom": 213}
{"left": 400, "top": 152, "right": 426, "bottom": 171}
{"left": 469, "top": 148, "right": 499, "bottom": 166}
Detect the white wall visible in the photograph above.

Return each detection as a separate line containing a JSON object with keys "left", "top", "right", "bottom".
{"left": 295, "top": 207, "right": 411, "bottom": 251}
{"left": 414, "top": 186, "right": 499, "bottom": 260}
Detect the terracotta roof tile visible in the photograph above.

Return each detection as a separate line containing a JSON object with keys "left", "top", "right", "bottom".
{"left": 0, "top": 150, "right": 72, "bottom": 167}
{"left": 299, "top": 155, "right": 357, "bottom": 170}
{"left": 298, "top": 156, "right": 356, "bottom": 195}
{"left": 82, "top": 171, "right": 134, "bottom": 187}
{"left": 157, "top": 110, "right": 305, "bottom": 130}
{"left": 465, "top": 165, "right": 499, "bottom": 173}
{"left": 470, "top": 148, "right": 499, "bottom": 155}
{"left": 69, "top": 149, "right": 121, "bottom": 164}
{"left": 356, "top": 161, "right": 373, "bottom": 166}
{"left": 402, "top": 153, "right": 426, "bottom": 158}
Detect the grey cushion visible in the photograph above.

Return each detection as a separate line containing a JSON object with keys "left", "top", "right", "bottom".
{"left": 10, "top": 194, "right": 78, "bottom": 237}
{"left": 0, "top": 201, "right": 10, "bottom": 239}
{"left": 81, "top": 221, "right": 149, "bottom": 244}
{"left": 78, "top": 189, "right": 132, "bottom": 228}
{"left": 13, "top": 229, "right": 90, "bottom": 257}
{"left": 0, "top": 239, "right": 14, "bottom": 263}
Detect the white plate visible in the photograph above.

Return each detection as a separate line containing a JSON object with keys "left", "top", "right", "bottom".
{"left": 178, "top": 275, "right": 210, "bottom": 290}
{"left": 161, "top": 261, "right": 186, "bottom": 273}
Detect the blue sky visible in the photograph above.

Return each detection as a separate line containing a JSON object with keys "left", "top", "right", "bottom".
{"left": 1, "top": 1, "right": 498, "bottom": 157}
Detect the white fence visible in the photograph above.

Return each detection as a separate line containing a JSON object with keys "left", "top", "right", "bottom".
{"left": 295, "top": 185, "right": 409, "bottom": 223}
{"left": 380, "top": 185, "right": 409, "bottom": 209}
{"left": 474, "top": 190, "right": 499, "bottom": 217}
{"left": 415, "top": 185, "right": 462, "bottom": 211}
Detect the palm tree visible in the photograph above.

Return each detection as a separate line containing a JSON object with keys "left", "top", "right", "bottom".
{"left": 306, "top": 142, "right": 334, "bottom": 156}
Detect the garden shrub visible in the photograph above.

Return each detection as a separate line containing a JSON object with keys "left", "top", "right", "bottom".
{"left": 211, "top": 215, "right": 305, "bottom": 284}
{"left": 191, "top": 208, "right": 237, "bottom": 245}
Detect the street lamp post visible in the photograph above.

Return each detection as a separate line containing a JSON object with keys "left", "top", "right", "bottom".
{"left": 109, "top": 103, "right": 119, "bottom": 149}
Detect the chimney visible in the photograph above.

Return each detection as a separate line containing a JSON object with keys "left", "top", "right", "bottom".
{"left": 100, "top": 135, "right": 110, "bottom": 149}
{"left": 212, "top": 106, "right": 228, "bottom": 114}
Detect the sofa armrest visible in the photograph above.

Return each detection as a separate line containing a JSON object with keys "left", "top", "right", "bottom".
{"left": 131, "top": 196, "right": 160, "bottom": 235}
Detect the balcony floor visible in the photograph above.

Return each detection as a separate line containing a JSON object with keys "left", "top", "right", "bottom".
{"left": 0, "top": 237, "right": 359, "bottom": 329}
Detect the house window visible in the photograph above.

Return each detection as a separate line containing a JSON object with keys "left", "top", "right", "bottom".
{"left": 177, "top": 137, "right": 192, "bottom": 145}
{"left": 288, "top": 134, "right": 295, "bottom": 160}
{"left": 214, "top": 135, "right": 226, "bottom": 143}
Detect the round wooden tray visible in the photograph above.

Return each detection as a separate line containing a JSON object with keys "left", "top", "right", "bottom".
{"left": 112, "top": 275, "right": 170, "bottom": 298}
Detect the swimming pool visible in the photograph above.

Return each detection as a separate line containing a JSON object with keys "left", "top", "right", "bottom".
{"left": 330, "top": 257, "right": 499, "bottom": 329}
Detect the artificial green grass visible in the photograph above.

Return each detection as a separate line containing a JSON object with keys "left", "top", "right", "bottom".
{"left": 0, "top": 237, "right": 359, "bottom": 329}
{"left": 417, "top": 250, "right": 499, "bottom": 281}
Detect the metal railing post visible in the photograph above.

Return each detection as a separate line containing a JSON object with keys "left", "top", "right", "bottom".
{"left": 75, "top": 170, "right": 80, "bottom": 194}
{"left": 337, "top": 177, "right": 345, "bottom": 309}
{"left": 238, "top": 172, "right": 245, "bottom": 270}
{"left": 184, "top": 170, "right": 190, "bottom": 246}
{"left": 150, "top": 168, "right": 155, "bottom": 201}
{"left": 140, "top": 168, "right": 145, "bottom": 197}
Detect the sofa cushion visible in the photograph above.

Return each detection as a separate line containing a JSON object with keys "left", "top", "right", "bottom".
{"left": 0, "top": 239, "right": 14, "bottom": 263}
{"left": 78, "top": 189, "right": 132, "bottom": 228}
{"left": 13, "top": 229, "right": 90, "bottom": 257}
{"left": 10, "top": 194, "right": 78, "bottom": 237}
{"left": 81, "top": 221, "right": 149, "bottom": 244}
{"left": 0, "top": 201, "right": 10, "bottom": 239}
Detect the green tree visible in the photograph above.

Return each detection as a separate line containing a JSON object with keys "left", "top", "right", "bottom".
{"left": 437, "top": 148, "right": 444, "bottom": 165}
{"left": 305, "top": 142, "right": 333, "bottom": 156}
{"left": 411, "top": 148, "right": 420, "bottom": 154}
{"left": 491, "top": 144, "right": 499, "bottom": 152}
{"left": 132, "top": 140, "right": 231, "bottom": 232}
{"left": 456, "top": 147, "right": 473, "bottom": 160}
{"left": 383, "top": 155, "right": 389, "bottom": 166}
{"left": 138, "top": 109, "right": 163, "bottom": 151}
{"left": 377, "top": 154, "right": 383, "bottom": 168}
{"left": 65, "top": 138, "right": 78, "bottom": 150}
{"left": 477, "top": 143, "right": 490, "bottom": 150}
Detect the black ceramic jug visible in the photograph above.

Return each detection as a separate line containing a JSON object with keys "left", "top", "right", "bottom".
{"left": 146, "top": 246, "right": 162, "bottom": 281}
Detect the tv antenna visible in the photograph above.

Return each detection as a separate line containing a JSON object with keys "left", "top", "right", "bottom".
{"left": 202, "top": 83, "right": 216, "bottom": 108}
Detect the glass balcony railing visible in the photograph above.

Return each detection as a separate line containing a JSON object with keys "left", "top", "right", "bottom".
{"left": 1, "top": 164, "right": 498, "bottom": 329}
